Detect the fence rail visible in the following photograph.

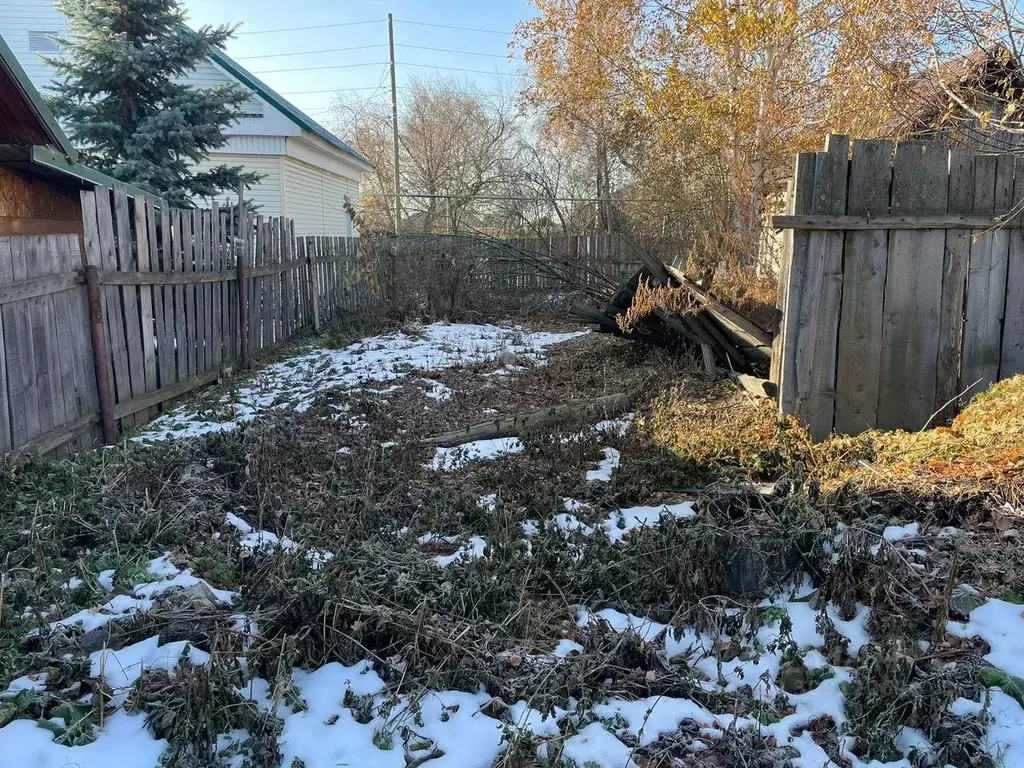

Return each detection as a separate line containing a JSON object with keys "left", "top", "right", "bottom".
{"left": 0, "top": 187, "right": 374, "bottom": 457}
{"left": 0, "top": 192, "right": 649, "bottom": 458}
{"left": 774, "top": 134, "right": 1024, "bottom": 439}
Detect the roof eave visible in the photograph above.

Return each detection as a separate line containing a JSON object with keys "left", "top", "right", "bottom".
{"left": 205, "top": 44, "right": 373, "bottom": 170}
{"left": 0, "top": 34, "right": 79, "bottom": 161}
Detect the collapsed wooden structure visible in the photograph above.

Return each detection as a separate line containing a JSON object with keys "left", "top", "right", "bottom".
{"left": 570, "top": 247, "right": 773, "bottom": 377}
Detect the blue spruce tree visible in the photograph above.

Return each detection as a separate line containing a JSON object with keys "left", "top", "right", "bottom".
{"left": 45, "top": 0, "right": 259, "bottom": 206}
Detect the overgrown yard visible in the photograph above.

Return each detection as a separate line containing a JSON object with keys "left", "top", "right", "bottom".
{"left": 0, "top": 321, "right": 1022, "bottom": 768}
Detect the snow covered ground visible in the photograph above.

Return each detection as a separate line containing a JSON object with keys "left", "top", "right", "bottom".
{"left": 3, "top": 323, "right": 1022, "bottom": 768}
{"left": 136, "top": 323, "right": 584, "bottom": 442}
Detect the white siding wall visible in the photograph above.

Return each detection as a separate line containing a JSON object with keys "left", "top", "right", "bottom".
{"left": 0, "top": 0, "right": 69, "bottom": 88}
{"left": 192, "top": 153, "right": 284, "bottom": 217}
{"left": 282, "top": 156, "right": 358, "bottom": 236}
{"left": 187, "top": 60, "right": 298, "bottom": 138}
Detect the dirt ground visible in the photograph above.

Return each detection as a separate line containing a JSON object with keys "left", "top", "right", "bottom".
{"left": 0, "top": 321, "right": 1022, "bottom": 768}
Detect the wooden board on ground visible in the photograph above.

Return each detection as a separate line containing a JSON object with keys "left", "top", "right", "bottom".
{"left": 423, "top": 393, "right": 631, "bottom": 447}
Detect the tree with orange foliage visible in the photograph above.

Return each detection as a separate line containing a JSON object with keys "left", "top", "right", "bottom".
{"left": 516, "top": 0, "right": 943, "bottom": 273}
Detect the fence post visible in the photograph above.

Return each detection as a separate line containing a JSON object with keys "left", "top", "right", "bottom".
{"left": 236, "top": 183, "right": 250, "bottom": 369}
{"left": 307, "top": 237, "right": 322, "bottom": 333}
{"left": 82, "top": 265, "right": 117, "bottom": 444}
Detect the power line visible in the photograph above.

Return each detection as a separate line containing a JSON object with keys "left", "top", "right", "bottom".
{"left": 235, "top": 44, "right": 386, "bottom": 61}
{"left": 237, "top": 19, "right": 384, "bottom": 36}
{"left": 401, "top": 62, "right": 524, "bottom": 78}
{"left": 397, "top": 44, "right": 515, "bottom": 59}
{"left": 251, "top": 62, "right": 388, "bottom": 75}
{"left": 280, "top": 85, "right": 508, "bottom": 97}
{"left": 396, "top": 20, "right": 513, "bottom": 35}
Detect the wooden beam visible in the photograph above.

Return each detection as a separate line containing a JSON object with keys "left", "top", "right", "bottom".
{"left": 0, "top": 217, "right": 84, "bottom": 237}
{"left": 13, "top": 411, "right": 99, "bottom": 456}
{"left": 0, "top": 272, "right": 80, "bottom": 304}
{"left": 423, "top": 393, "right": 631, "bottom": 447}
{"left": 113, "top": 368, "right": 221, "bottom": 421}
{"left": 773, "top": 213, "right": 1024, "bottom": 230}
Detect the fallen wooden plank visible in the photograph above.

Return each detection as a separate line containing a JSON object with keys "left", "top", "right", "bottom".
{"left": 422, "top": 393, "right": 631, "bottom": 447}
{"left": 729, "top": 373, "right": 777, "bottom": 399}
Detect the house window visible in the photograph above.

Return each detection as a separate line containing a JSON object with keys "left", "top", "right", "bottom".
{"left": 240, "top": 95, "right": 264, "bottom": 118}
{"left": 29, "top": 31, "right": 60, "bottom": 54}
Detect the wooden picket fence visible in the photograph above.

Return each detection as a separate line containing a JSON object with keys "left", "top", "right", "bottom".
{"left": 0, "top": 186, "right": 373, "bottom": 457}
{"left": 773, "top": 134, "right": 1024, "bottom": 439}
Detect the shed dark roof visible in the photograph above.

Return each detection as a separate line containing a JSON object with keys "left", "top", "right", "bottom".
{"left": 0, "top": 33, "right": 77, "bottom": 157}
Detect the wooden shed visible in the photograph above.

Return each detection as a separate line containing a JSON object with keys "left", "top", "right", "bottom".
{"left": 0, "top": 32, "right": 149, "bottom": 456}
{"left": 0, "top": 34, "right": 146, "bottom": 238}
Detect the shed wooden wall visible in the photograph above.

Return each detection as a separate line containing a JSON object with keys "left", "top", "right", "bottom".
{"left": 0, "top": 166, "right": 82, "bottom": 231}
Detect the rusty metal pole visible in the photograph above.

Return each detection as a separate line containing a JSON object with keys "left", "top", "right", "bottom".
{"left": 236, "top": 182, "right": 250, "bottom": 369}
{"left": 82, "top": 265, "right": 117, "bottom": 444}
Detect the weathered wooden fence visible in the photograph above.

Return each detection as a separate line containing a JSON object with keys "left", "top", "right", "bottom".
{"left": 0, "top": 187, "right": 373, "bottom": 457}
{"left": 773, "top": 134, "right": 1024, "bottom": 439}
{"left": 1, "top": 195, "right": 658, "bottom": 457}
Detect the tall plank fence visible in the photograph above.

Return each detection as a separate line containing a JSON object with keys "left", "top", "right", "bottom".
{"left": 774, "top": 134, "right": 1024, "bottom": 439}
{"left": 0, "top": 187, "right": 373, "bottom": 457}
{"left": 1, "top": 191, "right": 655, "bottom": 458}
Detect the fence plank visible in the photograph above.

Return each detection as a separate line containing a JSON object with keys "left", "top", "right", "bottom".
{"left": 114, "top": 189, "right": 148, "bottom": 427}
{"left": 183, "top": 209, "right": 197, "bottom": 378}
{"left": 35, "top": 235, "right": 74, "bottom": 453}
{"left": 204, "top": 208, "right": 215, "bottom": 371}
{"left": 962, "top": 154, "right": 1012, "bottom": 394}
{"left": 93, "top": 190, "right": 133, "bottom": 421}
{"left": 776, "top": 153, "right": 816, "bottom": 417}
{"left": 212, "top": 202, "right": 223, "bottom": 366}
{"left": 145, "top": 198, "right": 167, "bottom": 393}
{"left": 877, "top": 141, "right": 949, "bottom": 430}
{"left": 834, "top": 139, "right": 893, "bottom": 435}
{"left": 8, "top": 237, "right": 46, "bottom": 443}
{"left": 159, "top": 200, "right": 177, "bottom": 387}
{"left": 134, "top": 197, "right": 159, "bottom": 419}
{"left": 0, "top": 238, "right": 32, "bottom": 448}
{"left": 0, "top": 239, "right": 17, "bottom": 452}
{"left": 935, "top": 150, "right": 975, "bottom": 422}
{"left": 59, "top": 234, "right": 99, "bottom": 451}
{"left": 32, "top": 236, "right": 66, "bottom": 441}
{"left": 793, "top": 134, "right": 849, "bottom": 439}
{"left": 1003, "top": 155, "right": 1024, "bottom": 378}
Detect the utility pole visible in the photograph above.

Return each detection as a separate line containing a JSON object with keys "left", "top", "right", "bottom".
{"left": 388, "top": 13, "right": 401, "bottom": 235}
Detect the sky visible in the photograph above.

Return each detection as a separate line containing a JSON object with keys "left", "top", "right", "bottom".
{"left": 181, "top": 0, "right": 538, "bottom": 124}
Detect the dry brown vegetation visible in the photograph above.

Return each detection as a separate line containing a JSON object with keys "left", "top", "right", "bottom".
{"left": 0, "top": 328, "right": 1021, "bottom": 766}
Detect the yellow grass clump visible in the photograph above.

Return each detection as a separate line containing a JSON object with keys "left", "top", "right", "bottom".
{"left": 647, "top": 374, "right": 1024, "bottom": 501}
{"left": 832, "top": 374, "right": 1024, "bottom": 500}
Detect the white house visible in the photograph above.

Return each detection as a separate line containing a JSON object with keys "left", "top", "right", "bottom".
{"left": 0, "top": 2, "right": 371, "bottom": 236}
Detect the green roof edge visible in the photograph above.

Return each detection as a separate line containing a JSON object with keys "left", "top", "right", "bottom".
{"left": 31, "top": 145, "right": 152, "bottom": 199}
{"left": 0, "top": 33, "right": 78, "bottom": 161}
{"left": 206, "top": 44, "right": 373, "bottom": 171}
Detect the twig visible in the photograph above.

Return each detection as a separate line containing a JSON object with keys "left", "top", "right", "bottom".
{"left": 920, "top": 378, "right": 983, "bottom": 431}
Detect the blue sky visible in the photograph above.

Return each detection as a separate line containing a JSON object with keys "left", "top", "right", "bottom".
{"left": 182, "top": 0, "right": 537, "bottom": 121}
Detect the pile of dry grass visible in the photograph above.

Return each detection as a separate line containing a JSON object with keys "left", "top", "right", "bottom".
{"left": 831, "top": 375, "right": 1024, "bottom": 503}
{"left": 641, "top": 379, "right": 814, "bottom": 485}
{"left": 616, "top": 278, "right": 702, "bottom": 334}
{"left": 646, "top": 374, "right": 1024, "bottom": 504}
